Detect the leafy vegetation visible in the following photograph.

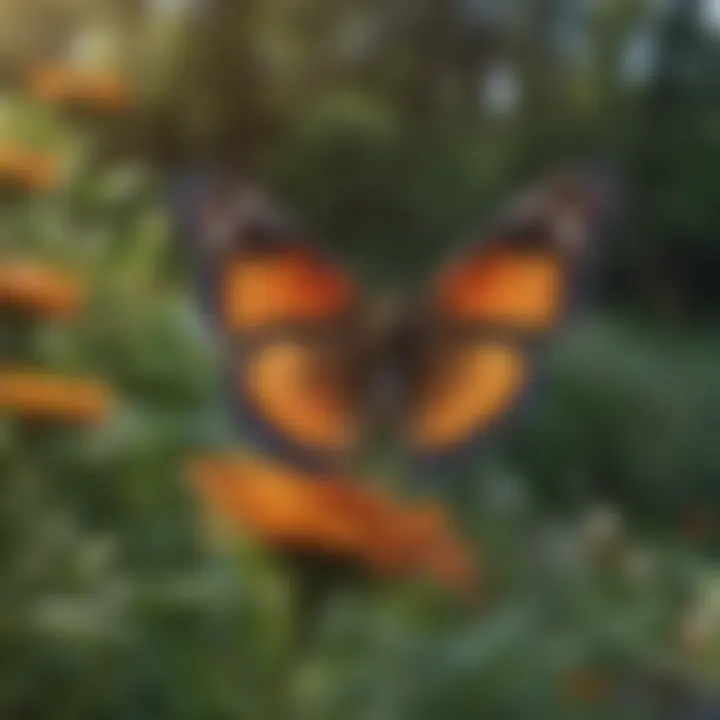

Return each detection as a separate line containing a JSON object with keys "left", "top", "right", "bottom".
{"left": 0, "top": 0, "right": 719, "bottom": 717}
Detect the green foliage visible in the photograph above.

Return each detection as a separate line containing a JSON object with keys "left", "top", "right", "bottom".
{"left": 0, "top": 0, "right": 719, "bottom": 717}
{"left": 508, "top": 319, "right": 720, "bottom": 521}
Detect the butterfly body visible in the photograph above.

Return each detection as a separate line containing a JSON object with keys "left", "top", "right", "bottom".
{"left": 172, "top": 166, "right": 617, "bottom": 475}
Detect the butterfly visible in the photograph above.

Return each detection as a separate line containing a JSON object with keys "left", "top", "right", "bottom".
{"left": 172, "top": 165, "right": 617, "bottom": 475}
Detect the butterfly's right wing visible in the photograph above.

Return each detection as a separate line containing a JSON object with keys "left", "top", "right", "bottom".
{"left": 403, "top": 165, "right": 618, "bottom": 469}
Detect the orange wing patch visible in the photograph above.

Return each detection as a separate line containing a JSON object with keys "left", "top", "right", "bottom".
{"left": 222, "top": 250, "right": 355, "bottom": 330}
{"left": 410, "top": 344, "right": 525, "bottom": 448}
{"left": 242, "top": 342, "right": 356, "bottom": 450}
{"left": 176, "top": 177, "right": 364, "bottom": 466}
{"left": 437, "top": 249, "right": 563, "bottom": 329}
{"left": 410, "top": 224, "right": 579, "bottom": 456}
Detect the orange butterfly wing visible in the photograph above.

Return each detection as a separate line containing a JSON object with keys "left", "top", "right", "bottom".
{"left": 175, "top": 168, "right": 616, "bottom": 471}
{"left": 220, "top": 246, "right": 355, "bottom": 330}
{"left": 407, "top": 168, "right": 614, "bottom": 462}
{"left": 174, "top": 176, "right": 363, "bottom": 470}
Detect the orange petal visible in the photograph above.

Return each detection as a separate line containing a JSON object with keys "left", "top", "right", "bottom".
{"left": 0, "top": 369, "right": 113, "bottom": 423}
{"left": 0, "top": 143, "right": 60, "bottom": 192}
{"left": 27, "top": 64, "right": 74, "bottom": 103}
{"left": 188, "top": 454, "right": 480, "bottom": 595}
{"left": 21, "top": 153, "right": 60, "bottom": 190}
{"left": 390, "top": 503, "right": 479, "bottom": 595}
{"left": 75, "top": 75, "right": 132, "bottom": 113}
{"left": 0, "top": 263, "right": 83, "bottom": 317}
{"left": 28, "top": 63, "right": 132, "bottom": 113}
{"left": 190, "top": 456, "right": 368, "bottom": 558}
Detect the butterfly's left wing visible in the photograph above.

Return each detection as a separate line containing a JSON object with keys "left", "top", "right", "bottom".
{"left": 404, "top": 166, "right": 618, "bottom": 468}
{"left": 172, "top": 173, "right": 365, "bottom": 472}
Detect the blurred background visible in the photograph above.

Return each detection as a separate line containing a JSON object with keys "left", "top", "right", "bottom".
{"left": 0, "top": 0, "right": 720, "bottom": 717}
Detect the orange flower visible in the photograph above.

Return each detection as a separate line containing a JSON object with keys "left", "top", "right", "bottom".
{"left": 401, "top": 507, "right": 478, "bottom": 596}
{"left": 0, "top": 263, "right": 84, "bottom": 318}
{"left": 0, "top": 369, "right": 113, "bottom": 424}
{"left": 0, "top": 142, "right": 60, "bottom": 192}
{"left": 189, "top": 454, "right": 479, "bottom": 595}
{"left": 28, "top": 63, "right": 132, "bottom": 115}
{"left": 191, "top": 457, "right": 368, "bottom": 555}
